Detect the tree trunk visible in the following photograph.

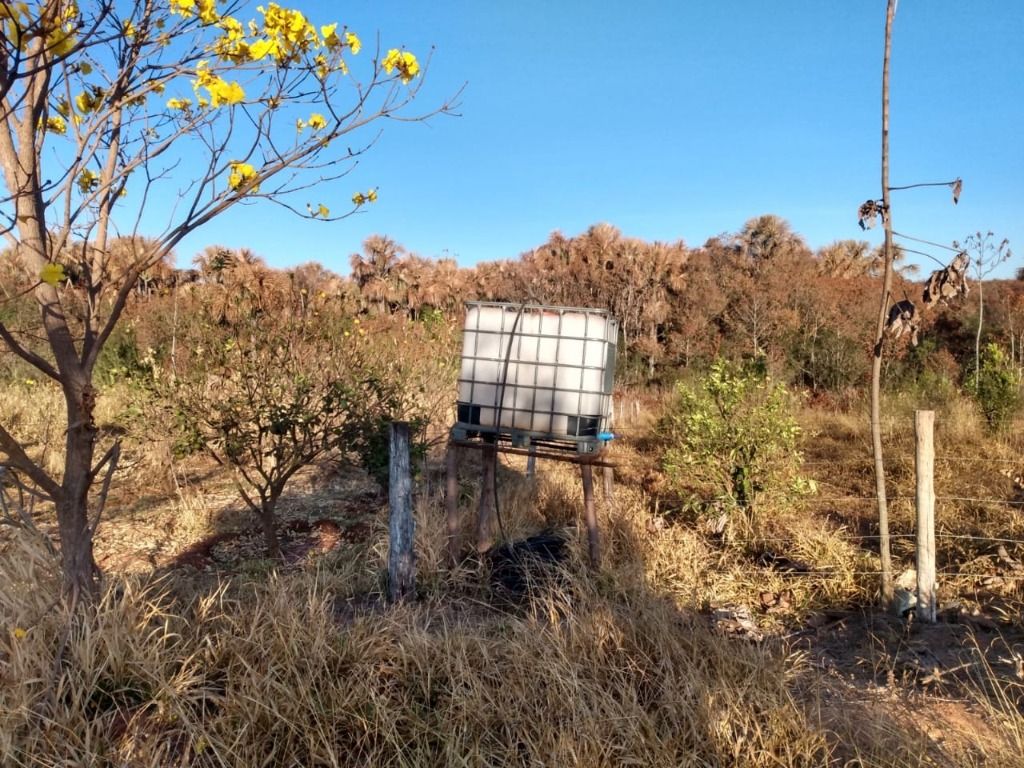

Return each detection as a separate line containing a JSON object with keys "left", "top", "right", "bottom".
{"left": 259, "top": 494, "right": 282, "bottom": 559}
{"left": 57, "top": 378, "right": 100, "bottom": 600}
{"left": 870, "top": 0, "right": 897, "bottom": 608}
{"left": 975, "top": 282, "right": 984, "bottom": 391}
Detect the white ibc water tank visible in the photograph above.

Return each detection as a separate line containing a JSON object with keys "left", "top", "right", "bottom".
{"left": 455, "top": 302, "right": 618, "bottom": 450}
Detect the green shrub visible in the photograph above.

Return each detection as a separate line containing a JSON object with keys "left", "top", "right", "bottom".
{"left": 660, "top": 358, "right": 813, "bottom": 534}
{"left": 786, "top": 327, "right": 866, "bottom": 392}
{"left": 970, "top": 343, "right": 1021, "bottom": 431}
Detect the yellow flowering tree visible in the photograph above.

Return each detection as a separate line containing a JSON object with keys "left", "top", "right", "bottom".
{"left": 0, "top": 0, "right": 455, "bottom": 600}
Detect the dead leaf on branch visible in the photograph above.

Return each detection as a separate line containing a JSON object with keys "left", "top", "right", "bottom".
{"left": 951, "top": 177, "right": 962, "bottom": 205}
{"left": 858, "top": 199, "right": 888, "bottom": 230}
{"left": 886, "top": 299, "right": 919, "bottom": 347}
{"left": 922, "top": 251, "right": 970, "bottom": 309}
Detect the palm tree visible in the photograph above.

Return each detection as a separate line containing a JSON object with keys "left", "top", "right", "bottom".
{"left": 817, "top": 240, "right": 878, "bottom": 278}
{"left": 350, "top": 235, "right": 405, "bottom": 313}
{"left": 736, "top": 214, "right": 807, "bottom": 264}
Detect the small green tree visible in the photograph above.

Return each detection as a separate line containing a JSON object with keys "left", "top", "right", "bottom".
{"left": 970, "top": 343, "right": 1021, "bottom": 432}
{"left": 171, "top": 282, "right": 406, "bottom": 558}
{"left": 955, "top": 232, "right": 1013, "bottom": 392}
{"left": 660, "top": 358, "right": 812, "bottom": 534}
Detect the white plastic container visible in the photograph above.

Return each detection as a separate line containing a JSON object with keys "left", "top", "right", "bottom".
{"left": 455, "top": 302, "right": 617, "bottom": 450}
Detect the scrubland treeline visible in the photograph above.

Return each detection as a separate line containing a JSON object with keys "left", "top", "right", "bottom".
{"left": 6, "top": 214, "right": 1017, "bottom": 403}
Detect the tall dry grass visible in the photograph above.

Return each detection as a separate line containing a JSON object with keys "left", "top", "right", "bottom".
{"left": 6, "top": 378, "right": 1024, "bottom": 766}
{"left": 1, "top": 517, "right": 838, "bottom": 767}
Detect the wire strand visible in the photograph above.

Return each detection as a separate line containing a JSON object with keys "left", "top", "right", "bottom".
{"left": 888, "top": 180, "right": 959, "bottom": 191}
{"left": 892, "top": 231, "right": 961, "bottom": 254}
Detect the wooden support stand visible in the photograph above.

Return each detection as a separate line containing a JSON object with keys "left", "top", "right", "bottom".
{"left": 581, "top": 463, "right": 600, "bottom": 567}
{"left": 445, "top": 445, "right": 461, "bottom": 565}
{"left": 478, "top": 440, "right": 497, "bottom": 553}
{"left": 445, "top": 437, "right": 612, "bottom": 568}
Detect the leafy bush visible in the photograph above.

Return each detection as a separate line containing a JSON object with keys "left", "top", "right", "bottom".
{"left": 660, "top": 358, "right": 813, "bottom": 533}
{"left": 169, "top": 284, "right": 418, "bottom": 557}
{"left": 970, "top": 343, "right": 1021, "bottom": 431}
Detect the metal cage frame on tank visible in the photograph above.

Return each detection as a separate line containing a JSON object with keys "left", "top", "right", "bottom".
{"left": 451, "top": 301, "right": 618, "bottom": 455}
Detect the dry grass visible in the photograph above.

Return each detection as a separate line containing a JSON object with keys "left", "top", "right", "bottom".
{"left": 1, "top": 520, "right": 836, "bottom": 767}
{"left": 5, "top": 381, "right": 1024, "bottom": 766}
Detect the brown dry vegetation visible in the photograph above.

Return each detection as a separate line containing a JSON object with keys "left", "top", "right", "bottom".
{"left": 3, "top": 223, "right": 1024, "bottom": 766}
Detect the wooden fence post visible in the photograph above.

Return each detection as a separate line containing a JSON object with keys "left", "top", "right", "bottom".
{"left": 445, "top": 443, "right": 460, "bottom": 566}
{"left": 581, "top": 463, "right": 600, "bottom": 567}
{"left": 915, "top": 410, "right": 937, "bottom": 623}
{"left": 388, "top": 422, "right": 415, "bottom": 602}
{"left": 526, "top": 447, "right": 536, "bottom": 478}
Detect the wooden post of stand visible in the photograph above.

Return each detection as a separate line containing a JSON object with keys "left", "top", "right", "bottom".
{"left": 445, "top": 443, "right": 460, "bottom": 565}
{"left": 602, "top": 465, "right": 615, "bottom": 509}
{"left": 477, "top": 439, "right": 497, "bottom": 552}
{"left": 388, "top": 422, "right": 415, "bottom": 602}
{"left": 581, "top": 463, "right": 600, "bottom": 567}
{"left": 526, "top": 448, "right": 536, "bottom": 478}
{"left": 915, "top": 410, "right": 937, "bottom": 623}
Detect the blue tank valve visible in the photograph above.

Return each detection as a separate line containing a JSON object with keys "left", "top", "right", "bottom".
{"left": 597, "top": 431, "right": 615, "bottom": 442}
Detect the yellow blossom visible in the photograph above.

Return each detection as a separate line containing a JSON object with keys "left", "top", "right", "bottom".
{"left": 170, "top": 0, "right": 195, "bottom": 17}
{"left": 314, "top": 53, "right": 330, "bottom": 79}
{"left": 197, "top": 0, "right": 219, "bottom": 24}
{"left": 382, "top": 49, "right": 420, "bottom": 84}
{"left": 79, "top": 62, "right": 92, "bottom": 75}
{"left": 167, "top": 97, "right": 192, "bottom": 111}
{"left": 208, "top": 79, "right": 245, "bottom": 106}
{"left": 345, "top": 31, "right": 361, "bottom": 54}
{"left": 55, "top": 98, "right": 70, "bottom": 117}
{"left": 213, "top": 16, "right": 251, "bottom": 62}
{"left": 249, "top": 38, "right": 279, "bottom": 61}
{"left": 77, "top": 168, "right": 98, "bottom": 193}
{"left": 227, "top": 161, "right": 259, "bottom": 192}
{"left": 39, "top": 263, "right": 66, "bottom": 286}
{"left": 46, "top": 22, "right": 77, "bottom": 56}
{"left": 256, "top": 3, "right": 317, "bottom": 64}
{"left": 193, "top": 61, "right": 245, "bottom": 107}
{"left": 123, "top": 19, "right": 135, "bottom": 37}
{"left": 172, "top": 0, "right": 217, "bottom": 23}
{"left": 317, "top": 203, "right": 329, "bottom": 217}
{"left": 44, "top": 115, "right": 66, "bottom": 134}
{"left": 352, "top": 192, "right": 366, "bottom": 206}
{"left": 75, "top": 87, "right": 104, "bottom": 115}
{"left": 220, "top": 16, "right": 244, "bottom": 40}
{"left": 367, "top": 188, "right": 378, "bottom": 203}
{"left": 320, "top": 23, "right": 340, "bottom": 48}
{"left": 306, "top": 113, "right": 326, "bottom": 131}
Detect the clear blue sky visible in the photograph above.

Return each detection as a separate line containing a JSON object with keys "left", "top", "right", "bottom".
{"left": 168, "top": 1, "right": 1024, "bottom": 277}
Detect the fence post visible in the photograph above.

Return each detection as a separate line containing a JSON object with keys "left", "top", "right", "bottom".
{"left": 526, "top": 448, "right": 536, "bottom": 478}
{"left": 388, "top": 422, "right": 415, "bottom": 602}
{"left": 915, "top": 410, "right": 937, "bottom": 623}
